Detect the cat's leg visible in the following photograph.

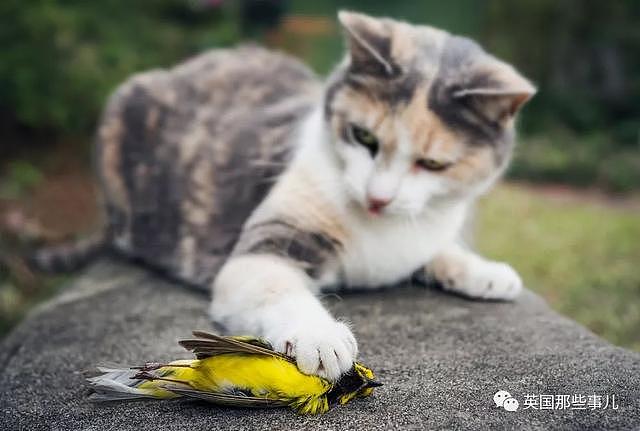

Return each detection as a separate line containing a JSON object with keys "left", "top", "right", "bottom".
{"left": 209, "top": 254, "right": 357, "bottom": 381}
{"left": 426, "top": 242, "right": 522, "bottom": 300}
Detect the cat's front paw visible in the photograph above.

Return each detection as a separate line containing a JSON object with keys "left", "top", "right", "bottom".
{"left": 441, "top": 259, "right": 523, "bottom": 301}
{"left": 267, "top": 320, "right": 358, "bottom": 381}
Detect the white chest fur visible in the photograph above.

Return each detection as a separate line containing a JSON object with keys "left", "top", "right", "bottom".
{"left": 333, "top": 204, "right": 466, "bottom": 288}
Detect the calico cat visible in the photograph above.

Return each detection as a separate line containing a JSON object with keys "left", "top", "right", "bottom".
{"left": 34, "top": 12, "right": 535, "bottom": 381}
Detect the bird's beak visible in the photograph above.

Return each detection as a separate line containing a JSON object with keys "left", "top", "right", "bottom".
{"left": 365, "top": 379, "right": 383, "bottom": 388}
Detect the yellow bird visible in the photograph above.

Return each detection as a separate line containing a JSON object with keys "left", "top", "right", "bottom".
{"left": 88, "top": 331, "right": 381, "bottom": 415}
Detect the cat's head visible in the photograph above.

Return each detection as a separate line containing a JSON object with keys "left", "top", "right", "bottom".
{"left": 325, "top": 11, "right": 535, "bottom": 217}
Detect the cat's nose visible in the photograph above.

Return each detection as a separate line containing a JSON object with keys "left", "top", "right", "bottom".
{"left": 367, "top": 197, "right": 391, "bottom": 214}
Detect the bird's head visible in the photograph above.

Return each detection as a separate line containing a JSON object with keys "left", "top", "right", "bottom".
{"left": 327, "top": 362, "right": 383, "bottom": 406}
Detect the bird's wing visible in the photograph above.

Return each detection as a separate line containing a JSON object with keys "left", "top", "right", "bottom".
{"left": 226, "top": 335, "right": 276, "bottom": 350}
{"left": 162, "top": 385, "right": 288, "bottom": 408}
{"left": 179, "top": 331, "right": 294, "bottom": 362}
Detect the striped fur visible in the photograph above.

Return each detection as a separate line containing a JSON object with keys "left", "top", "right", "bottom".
{"left": 28, "top": 231, "right": 106, "bottom": 272}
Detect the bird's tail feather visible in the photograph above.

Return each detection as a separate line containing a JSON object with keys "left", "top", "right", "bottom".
{"left": 87, "top": 365, "right": 179, "bottom": 402}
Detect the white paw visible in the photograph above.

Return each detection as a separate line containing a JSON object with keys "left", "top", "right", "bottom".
{"left": 267, "top": 320, "right": 358, "bottom": 381}
{"left": 446, "top": 260, "right": 523, "bottom": 301}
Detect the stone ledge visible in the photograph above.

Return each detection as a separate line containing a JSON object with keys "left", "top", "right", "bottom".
{"left": 1, "top": 260, "right": 639, "bottom": 430}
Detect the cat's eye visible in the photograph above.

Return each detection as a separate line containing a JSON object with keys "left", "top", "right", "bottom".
{"left": 415, "top": 158, "right": 452, "bottom": 172}
{"left": 349, "top": 124, "right": 379, "bottom": 157}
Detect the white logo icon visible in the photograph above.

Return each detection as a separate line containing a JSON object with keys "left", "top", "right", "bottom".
{"left": 494, "top": 390, "right": 511, "bottom": 407}
{"left": 494, "top": 390, "right": 519, "bottom": 412}
{"left": 503, "top": 397, "right": 519, "bottom": 411}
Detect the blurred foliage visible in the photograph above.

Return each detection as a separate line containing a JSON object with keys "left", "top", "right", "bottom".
{"left": 0, "top": 160, "right": 43, "bottom": 199}
{"left": 483, "top": 0, "right": 640, "bottom": 192}
{"left": 510, "top": 130, "right": 640, "bottom": 192}
{"left": 0, "top": 0, "right": 240, "bottom": 134}
{"left": 0, "top": 0, "right": 639, "bottom": 191}
{"left": 477, "top": 184, "right": 640, "bottom": 351}
{"left": 484, "top": 0, "right": 640, "bottom": 138}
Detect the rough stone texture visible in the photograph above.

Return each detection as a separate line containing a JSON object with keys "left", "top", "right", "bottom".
{"left": 1, "top": 260, "right": 639, "bottom": 430}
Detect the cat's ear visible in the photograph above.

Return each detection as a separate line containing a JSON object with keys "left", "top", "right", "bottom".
{"left": 337, "top": 11, "right": 400, "bottom": 78}
{"left": 453, "top": 62, "right": 536, "bottom": 124}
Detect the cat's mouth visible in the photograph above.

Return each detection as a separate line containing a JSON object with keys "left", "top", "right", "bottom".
{"left": 352, "top": 198, "right": 386, "bottom": 218}
{"left": 364, "top": 196, "right": 392, "bottom": 217}
{"left": 363, "top": 199, "right": 425, "bottom": 218}
{"left": 367, "top": 202, "right": 386, "bottom": 216}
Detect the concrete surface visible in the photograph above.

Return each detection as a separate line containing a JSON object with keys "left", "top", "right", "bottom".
{"left": 1, "top": 259, "right": 639, "bottom": 430}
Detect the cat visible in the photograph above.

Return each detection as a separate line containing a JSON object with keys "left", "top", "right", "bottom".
{"left": 33, "top": 11, "right": 535, "bottom": 381}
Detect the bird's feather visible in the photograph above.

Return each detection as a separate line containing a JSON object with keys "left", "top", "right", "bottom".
{"left": 162, "top": 384, "right": 287, "bottom": 408}
{"left": 180, "top": 331, "right": 293, "bottom": 362}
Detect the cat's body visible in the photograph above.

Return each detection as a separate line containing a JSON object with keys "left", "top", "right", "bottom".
{"left": 35, "top": 12, "right": 535, "bottom": 381}
{"left": 94, "top": 45, "right": 320, "bottom": 287}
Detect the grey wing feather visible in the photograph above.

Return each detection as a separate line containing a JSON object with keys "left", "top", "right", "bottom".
{"left": 89, "top": 387, "right": 152, "bottom": 402}
{"left": 180, "top": 331, "right": 293, "bottom": 362}
{"left": 194, "top": 331, "right": 275, "bottom": 350}
{"left": 162, "top": 385, "right": 288, "bottom": 408}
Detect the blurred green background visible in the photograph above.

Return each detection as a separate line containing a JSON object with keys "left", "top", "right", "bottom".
{"left": 1, "top": 1, "right": 639, "bottom": 349}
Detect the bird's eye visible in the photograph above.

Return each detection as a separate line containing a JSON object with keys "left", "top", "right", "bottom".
{"left": 415, "top": 158, "right": 451, "bottom": 172}
{"left": 349, "top": 124, "right": 379, "bottom": 157}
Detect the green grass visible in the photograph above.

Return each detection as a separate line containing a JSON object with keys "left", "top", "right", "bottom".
{"left": 476, "top": 184, "right": 640, "bottom": 351}
{"left": 509, "top": 129, "right": 640, "bottom": 193}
